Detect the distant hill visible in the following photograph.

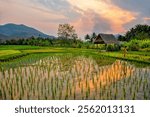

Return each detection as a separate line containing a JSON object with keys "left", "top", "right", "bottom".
{"left": 0, "top": 34, "right": 9, "bottom": 40}
{"left": 0, "top": 23, "right": 55, "bottom": 40}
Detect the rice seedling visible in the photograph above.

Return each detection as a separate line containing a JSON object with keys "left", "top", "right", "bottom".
{"left": 0, "top": 54, "right": 149, "bottom": 100}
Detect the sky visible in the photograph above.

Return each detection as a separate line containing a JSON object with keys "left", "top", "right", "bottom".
{"left": 0, "top": 0, "right": 150, "bottom": 38}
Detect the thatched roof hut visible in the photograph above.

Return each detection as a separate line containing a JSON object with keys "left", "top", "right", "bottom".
{"left": 93, "top": 33, "right": 118, "bottom": 44}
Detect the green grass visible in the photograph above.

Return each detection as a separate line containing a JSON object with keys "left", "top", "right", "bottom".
{"left": 0, "top": 50, "right": 21, "bottom": 57}
{"left": 0, "top": 45, "right": 43, "bottom": 50}
{"left": 0, "top": 46, "right": 116, "bottom": 70}
{"left": 0, "top": 45, "right": 150, "bottom": 68}
{"left": 0, "top": 53, "right": 52, "bottom": 69}
{"left": 98, "top": 51, "right": 150, "bottom": 64}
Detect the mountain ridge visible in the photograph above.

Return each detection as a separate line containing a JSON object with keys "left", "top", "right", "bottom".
{"left": 0, "top": 23, "right": 55, "bottom": 40}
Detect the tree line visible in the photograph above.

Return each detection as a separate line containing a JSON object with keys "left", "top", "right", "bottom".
{"left": 0, "top": 24, "right": 81, "bottom": 47}
{"left": 118, "top": 24, "right": 150, "bottom": 41}
{"left": 0, "top": 24, "right": 150, "bottom": 46}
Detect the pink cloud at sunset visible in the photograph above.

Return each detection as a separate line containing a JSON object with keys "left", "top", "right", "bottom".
{"left": 68, "top": 0, "right": 137, "bottom": 35}
{"left": 0, "top": 0, "right": 149, "bottom": 38}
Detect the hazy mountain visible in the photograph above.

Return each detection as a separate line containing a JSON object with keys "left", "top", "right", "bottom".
{"left": 0, "top": 33, "right": 9, "bottom": 40}
{"left": 0, "top": 23, "right": 55, "bottom": 39}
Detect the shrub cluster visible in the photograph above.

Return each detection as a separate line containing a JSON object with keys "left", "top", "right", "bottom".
{"left": 123, "top": 39, "right": 150, "bottom": 51}
{"left": 106, "top": 44, "right": 120, "bottom": 51}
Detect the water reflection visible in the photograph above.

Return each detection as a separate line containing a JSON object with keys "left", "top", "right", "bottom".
{"left": 0, "top": 56, "right": 150, "bottom": 100}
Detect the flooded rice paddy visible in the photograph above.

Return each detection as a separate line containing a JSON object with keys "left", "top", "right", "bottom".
{"left": 0, "top": 55, "right": 150, "bottom": 100}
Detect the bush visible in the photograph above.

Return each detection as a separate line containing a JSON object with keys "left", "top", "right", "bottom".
{"left": 129, "top": 42, "right": 140, "bottom": 51}
{"left": 0, "top": 89, "right": 2, "bottom": 97}
{"left": 86, "top": 44, "right": 90, "bottom": 49}
{"left": 106, "top": 44, "right": 114, "bottom": 51}
{"left": 98, "top": 44, "right": 106, "bottom": 50}
{"left": 122, "top": 39, "right": 150, "bottom": 51}
{"left": 77, "top": 44, "right": 81, "bottom": 48}
{"left": 89, "top": 44, "right": 95, "bottom": 49}
{"left": 106, "top": 44, "right": 120, "bottom": 51}
{"left": 140, "top": 40, "right": 150, "bottom": 48}
{"left": 140, "top": 48, "right": 150, "bottom": 52}
{"left": 123, "top": 39, "right": 140, "bottom": 51}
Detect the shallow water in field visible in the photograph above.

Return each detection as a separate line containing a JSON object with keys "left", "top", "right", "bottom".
{"left": 0, "top": 56, "right": 150, "bottom": 100}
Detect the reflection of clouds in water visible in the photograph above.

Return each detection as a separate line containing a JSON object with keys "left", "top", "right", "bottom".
{"left": 76, "top": 60, "right": 135, "bottom": 92}
{"left": 0, "top": 56, "right": 150, "bottom": 100}
{"left": 0, "top": 57, "right": 149, "bottom": 83}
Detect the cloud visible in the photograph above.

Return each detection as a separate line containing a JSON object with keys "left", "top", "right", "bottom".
{"left": 68, "top": 0, "right": 136, "bottom": 34}
{"left": 92, "top": 13, "right": 112, "bottom": 33}
{"left": 0, "top": 0, "right": 67, "bottom": 35}
{"left": 71, "top": 10, "right": 112, "bottom": 35}
{"left": 110, "top": 0, "right": 150, "bottom": 32}
{"left": 32, "top": 0, "right": 81, "bottom": 21}
{"left": 143, "top": 17, "right": 150, "bottom": 24}
{"left": 111, "top": 0, "right": 150, "bottom": 16}
{"left": 144, "top": 17, "right": 150, "bottom": 20}
{"left": 0, "top": 0, "right": 149, "bottom": 37}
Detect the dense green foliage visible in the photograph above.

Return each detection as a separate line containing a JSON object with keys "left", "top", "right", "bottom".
{"left": 0, "top": 37, "right": 108, "bottom": 50}
{"left": 98, "top": 51, "right": 150, "bottom": 66}
{"left": 118, "top": 35, "right": 126, "bottom": 41}
{"left": 84, "top": 32, "right": 97, "bottom": 42}
{"left": 122, "top": 39, "right": 150, "bottom": 51}
{"left": 84, "top": 34, "right": 90, "bottom": 40}
{"left": 1, "top": 37, "right": 53, "bottom": 46}
{"left": 106, "top": 44, "right": 120, "bottom": 51}
{"left": 120, "top": 24, "right": 150, "bottom": 41}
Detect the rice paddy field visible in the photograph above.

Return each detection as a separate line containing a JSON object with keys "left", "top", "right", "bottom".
{"left": 0, "top": 45, "right": 150, "bottom": 100}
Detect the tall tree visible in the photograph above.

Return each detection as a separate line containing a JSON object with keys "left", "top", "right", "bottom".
{"left": 118, "top": 35, "right": 126, "bottom": 41}
{"left": 91, "top": 32, "right": 97, "bottom": 39}
{"left": 125, "top": 24, "right": 150, "bottom": 41}
{"left": 58, "top": 24, "right": 78, "bottom": 40}
{"left": 85, "top": 34, "right": 90, "bottom": 40}
{"left": 91, "top": 32, "right": 97, "bottom": 42}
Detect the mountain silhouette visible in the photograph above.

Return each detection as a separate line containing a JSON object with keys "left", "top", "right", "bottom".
{"left": 0, "top": 23, "right": 54, "bottom": 39}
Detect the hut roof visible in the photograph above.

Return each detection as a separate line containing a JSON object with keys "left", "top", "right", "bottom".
{"left": 93, "top": 33, "right": 118, "bottom": 44}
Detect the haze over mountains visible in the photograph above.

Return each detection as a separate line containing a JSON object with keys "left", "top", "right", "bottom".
{"left": 0, "top": 23, "right": 54, "bottom": 40}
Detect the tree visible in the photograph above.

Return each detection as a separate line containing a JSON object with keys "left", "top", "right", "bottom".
{"left": 58, "top": 24, "right": 78, "bottom": 40}
{"left": 0, "top": 39, "right": 2, "bottom": 44}
{"left": 91, "top": 32, "right": 97, "bottom": 39}
{"left": 91, "top": 32, "right": 97, "bottom": 42}
{"left": 85, "top": 34, "right": 90, "bottom": 40}
{"left": 125, "top": 24, "right": 150, "bottom": 41}
{"left": 118, "top": 35, "right": 126, "bottom": 41}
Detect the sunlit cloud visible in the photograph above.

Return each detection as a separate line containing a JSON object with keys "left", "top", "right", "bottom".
{"left": 0, "top": 0, "right": 149, "bottom": 37}
{"left": 144, "top": 17, "right": 150, "bottom": 21}
{"left": 68, "top": 0, "right": 137, "bottom": 34}
{"left": 143, "top": 17, "right": 150, "bottom": 24}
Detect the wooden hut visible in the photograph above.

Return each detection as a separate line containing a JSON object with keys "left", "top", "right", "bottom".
{"left": 93, "top": 33, "right": 118, "bottom": 45}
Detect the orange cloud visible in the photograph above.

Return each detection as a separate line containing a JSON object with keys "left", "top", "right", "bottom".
{"left": 0, "top": 0, "right": 139, "bottom": 37}
{"left": 103, "top": 4, "right": 137, "bottom": 33}
{"left": 71, "top": 10, "right": 96, "bottom": 36}
{"left": 68, "top": 0, "right": 137, "bottom": 34}
{"left": 144, "top": 17, "right": 150, "bottom": 21}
